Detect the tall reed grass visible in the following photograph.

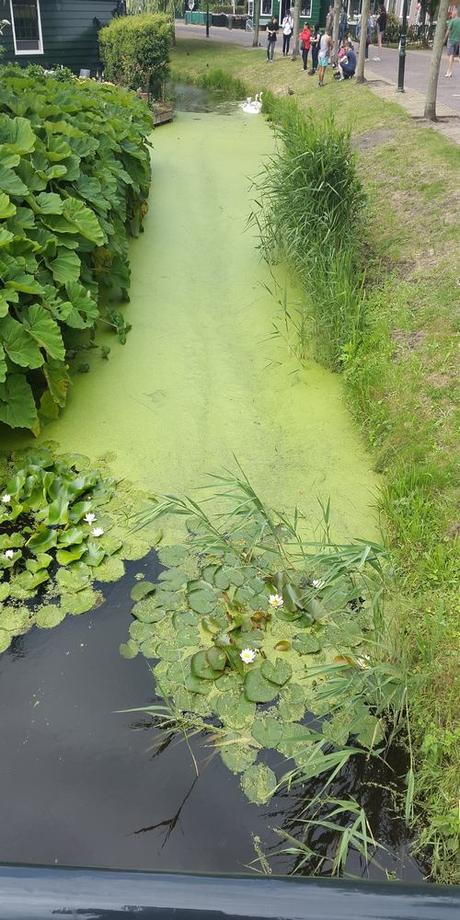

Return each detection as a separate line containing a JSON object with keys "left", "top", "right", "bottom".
{"left": 252, "top": 99, "right": 366, "bottom": 370}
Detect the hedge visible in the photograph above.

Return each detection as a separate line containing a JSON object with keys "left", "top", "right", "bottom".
{"left": 99, "top": 13, "right": 173, "bottom": 96}
{"left": 0, "top": 66, "right": 152, "bottom": 434}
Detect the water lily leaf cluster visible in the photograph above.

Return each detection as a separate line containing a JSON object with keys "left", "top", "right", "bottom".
{"left": 127, "top": 504, "right": 391, "bottom": 806}
{"left": 0, "top": 66, "right": 152, "bottom": 432}
{"left": 0, "top": 447, "right": 154, "bottom": 651}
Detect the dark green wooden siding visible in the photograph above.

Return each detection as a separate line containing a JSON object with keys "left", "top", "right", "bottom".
{"left": 3, "top": 1, "right": 115, "bottom": 73}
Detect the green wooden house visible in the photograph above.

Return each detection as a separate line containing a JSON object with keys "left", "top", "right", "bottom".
{"left": 2, "top": 0, "right": 117, "bottom": 73}
{"left": 252, "top": 0, "right": 329, "bottom": 28}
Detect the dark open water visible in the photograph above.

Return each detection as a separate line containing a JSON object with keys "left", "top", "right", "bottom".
{"left": 0, "top": 551, "right": 423, "bottom": 879}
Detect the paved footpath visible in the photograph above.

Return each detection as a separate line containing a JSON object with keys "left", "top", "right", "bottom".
{"left": 176, "top": 22, "right": 460, "bottom": 115}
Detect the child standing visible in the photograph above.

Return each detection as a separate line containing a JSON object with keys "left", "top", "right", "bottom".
{"left": 299, "top": 23, "right": 312, "bottom": 70}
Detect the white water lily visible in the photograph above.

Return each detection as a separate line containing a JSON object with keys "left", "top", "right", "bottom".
{"left": 84, "top": 512, "right": 96, "bottom": 524}
{"left": 1, "top": 494, "right": 11, "bottom": 504}
{"left": 4, "top": 549, "right": 15, "bottom": 559}
{"left": 268, "top": 593, "right": 284, "bottom": 608}
{"left": 240, "top": 648, "right": 256, "bottom": 664}
{"left": 312, "top": 579, "right": 325, "bottom": 589}
{"left": 91, "top": 526, "right": 104, "bottom": 537}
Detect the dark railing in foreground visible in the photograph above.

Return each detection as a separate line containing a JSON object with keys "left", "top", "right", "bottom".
{"left": 0, "top": 864, "right": 459, "bottom": 919}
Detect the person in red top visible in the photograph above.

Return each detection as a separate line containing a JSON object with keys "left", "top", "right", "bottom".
{"left": 299, "top": 24, "right": 312, "bottom": 71}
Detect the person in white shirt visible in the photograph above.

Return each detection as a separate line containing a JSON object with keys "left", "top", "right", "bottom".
{"left": 281, "top": 10, "right": 294, "bottom": 56}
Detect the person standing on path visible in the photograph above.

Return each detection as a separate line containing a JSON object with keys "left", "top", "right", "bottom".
{"left": 266, "top": 16, "right": 279, "bottom": 61}
{"left": 299, "top": 23, "right": 312, "bottom": 70}
{"left": 445, "top": 9, "right": 460, "bottom": 76}
{"left": 310, "top": 23, "right": 321, "bottom": 73}
{"left": 281, "top": 10, "right": 294, "bottom": 55}
{"left": 318, "top": 30, "right": 332, "bottom": 86}
{"left": 375, "top": 3, "right": 387, "bottom": 59}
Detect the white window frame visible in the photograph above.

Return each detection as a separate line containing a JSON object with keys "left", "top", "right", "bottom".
{"left": 9, "top": 0, "right": 44, "bottom": 56}
{"left": 261, "top": 0, "right": 273, "bottom": 16}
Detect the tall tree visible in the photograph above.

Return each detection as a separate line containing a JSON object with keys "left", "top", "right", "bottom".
{"left": 332, "top": 0, "right": 341, "bottom": 63}
{"left": 252, "top": 0, "right": 261, "bottom": 47}
{"left": 424, "top": 0, "right": 449, "bottom": 121}
{"left": 292, "top": 0, "right": 301, "bottom": 60}
{"left": 356, "top": 0, "right": 371, "bottom": 84}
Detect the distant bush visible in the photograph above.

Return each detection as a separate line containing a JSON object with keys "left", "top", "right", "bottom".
{"left": 383, "top": 11, "right": 400, "bottom": 44}
{"left": 99, "top": 13, "right": 173, "bottom": 95}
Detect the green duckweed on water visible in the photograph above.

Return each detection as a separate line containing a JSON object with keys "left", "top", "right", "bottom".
{"left": 1, "top": 111, "right": 378, "bottom": 544}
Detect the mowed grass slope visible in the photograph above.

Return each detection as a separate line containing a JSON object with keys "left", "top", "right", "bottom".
{"left": 171, "top": 39, "right": 460, "bottom": 882}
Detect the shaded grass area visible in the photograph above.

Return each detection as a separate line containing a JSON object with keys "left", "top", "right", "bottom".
{"left": 171, "top": 40, "right": 460, "bottom": 882}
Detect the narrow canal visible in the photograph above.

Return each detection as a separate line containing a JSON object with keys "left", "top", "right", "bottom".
{"left": 6, "top": 108, "right": 377, "bottom": 541}
{"left": 0, "top": 109, "right": 418, "bottom": 878}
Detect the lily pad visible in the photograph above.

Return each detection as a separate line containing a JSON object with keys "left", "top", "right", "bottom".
{"left": 261, "top": 658, "right": 292, "bottom": 686}
{"left": 191, "top": 649, "right": 222, "bottom": 680}
{"left": 56, "top": 562, "right": 91, "bottom": 594}
{"left": 0, "top": 606, "right": 30, "bottom": 632}
{"left": 35, "top": 605, "right": 66, "bottom": 629}
{"left": 240, "top": 763, "right": 277, "bottom": 804}
{"left": 252, "top": 716, "right": 283, "bottom": 748}
{"left": 184, "top": 671, "right": 210, "bottom": 695}
{"left": 206, "top": 646, "right": 227, "bottom": 672}
{"left": 220, "top": 741, "right": 257, "bottom": 774}
{"left": 244, "top": 667, "right": 280, "bottom": 704}
{"left": 158, "top": 545, "right": 189, "bottom": 567}
{"left": 119, "top": 639, "right": 139, "bottom": 659}
{"left": 293, "top": 634, "right": 321, "bottom": 655}
{"left": 215, "top": 690, "right": 256, "bottom": 729}
{"left": 95, "top": 556, "right": 125, "bottom": 583}
{"left": 130, "top": 580, "right": 157, "bottom": 602}
{"left": 60, "top": 587, "right": 100, "bottom": 615}
{"left": 129, "top": 620, "right": 156, "bottom": 643}
{"left": 132, "top": 597, "right": 166, "bottom": 623}
{"left": 188, "top": 587, "right": 217, "bottom": 615}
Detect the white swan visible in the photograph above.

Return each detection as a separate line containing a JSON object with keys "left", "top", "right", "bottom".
{"left": 240, "top": 92, "right": 263, "bottom": 114}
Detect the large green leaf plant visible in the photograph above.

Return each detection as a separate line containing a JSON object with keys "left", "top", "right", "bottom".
{"left": 0, "top": 67, "right": 152, "bottom": 432}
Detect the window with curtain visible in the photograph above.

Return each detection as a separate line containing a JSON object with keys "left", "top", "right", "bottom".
{"left": 9, "top": 0, "right": 43, "bottom": 54}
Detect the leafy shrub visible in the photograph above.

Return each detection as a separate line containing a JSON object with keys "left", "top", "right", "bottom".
{"left": 383, "top": 11, "right": 401, "bottom": 44}
{"left": 0, "top": 66, "right": 151, "bottom": 433}
{"left": 99, "top": 13, "right": 173, "bottom": 95}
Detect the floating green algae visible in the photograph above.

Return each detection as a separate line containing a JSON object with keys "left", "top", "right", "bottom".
{"left": 0, "top": 112, "right": 378, "bottom": 545}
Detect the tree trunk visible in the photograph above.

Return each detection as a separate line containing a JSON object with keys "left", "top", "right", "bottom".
{"left": 356, "top": 0, "right": 370, "bottom": 84}
{"left": 292, "top": 0, "right": 301, "bottom": 60}
{"left": 424, "top": 0, "right": 449, "bottom": 120}
{"left": 252, "top": 0, "right": 260, "bottom": 47}
{"left": 332, "top": 0, "right": 341, "bottom": 63}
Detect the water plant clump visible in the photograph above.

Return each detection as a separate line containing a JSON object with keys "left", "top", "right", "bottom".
{"left": 0, "top": 447, "right": 155, "bottom": 651}
{"left": 128, "top": 473, "right": 405, "bottom": 808}
{"left": 251, "top": 100, "right": 366, "bottom": 371}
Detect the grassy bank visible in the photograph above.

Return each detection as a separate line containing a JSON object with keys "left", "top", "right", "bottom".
{"left": 170, "top": 40, "right": 460, "bottom": 882}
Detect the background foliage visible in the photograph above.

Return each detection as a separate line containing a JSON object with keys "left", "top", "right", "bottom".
{"left": 99, "top": 13, "right": 173, "bottom": 95}
{"left": 0, "top": 67, "right": 151, "bottom": 433}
